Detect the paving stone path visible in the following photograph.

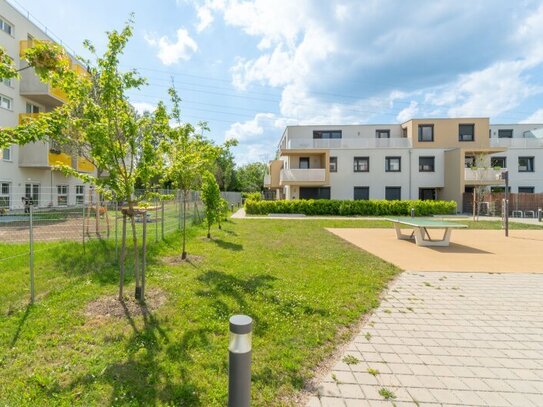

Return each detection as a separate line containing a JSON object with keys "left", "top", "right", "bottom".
{"left": 307, "top": 272, "right": 543, "bottom": 406}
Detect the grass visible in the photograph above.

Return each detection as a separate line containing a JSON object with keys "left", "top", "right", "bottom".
{"left": 378, "top": 387, "right": 396, "bottom": 400}
{"left": 342, "top": 355, "right": 361, "bottom": 365}
{"left": 0, "top": 218, "right": 400, "bottom": 406}
{"left": 367, "top": 368, "right": 379, "bottom": 376}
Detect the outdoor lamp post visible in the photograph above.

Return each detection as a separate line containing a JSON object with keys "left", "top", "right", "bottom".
{"left": 501, "top": 169, "right": 509, "bottom": 237}
{"left": 228, "top": 314, "right": 253, "bottom": 407}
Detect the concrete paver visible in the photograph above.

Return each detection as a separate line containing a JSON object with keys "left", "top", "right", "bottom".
{"left": 307, "top": 272, "right": 543, "bottom": 406}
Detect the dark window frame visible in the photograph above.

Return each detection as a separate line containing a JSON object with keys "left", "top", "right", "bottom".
{"left": 376, "top": 129, "right": 390, "bottom": 139}
{"left": 418, "top": 124, "right": 434, "bottom": 142}
{"left": 518, "top": 186, "right": 535, "bottom": 193}
{"left": 490, "top": 157, "right": 507, "bottom": 168}
{"left": 385, "top": 186, "right": 401, "bottom": 201}
{"left": 353, "top": 186, "right": 370, "bottom": 200}
{"left": 419, "top": 188, "right": 437, "bottom": 201}
{"left": 385, "top": 156, "right": 401, "bottom": 172}
{"left": 459, "top": 123, "right": 475, "bottom": 142}
{"left": 329, "top": 156, "right": 337, "bottom": 173}
{"left": 299, "top": 157, "right": 310, "bottom": 169}
{"left": 313, "top": 130, "right": 342, "bottom": 139}
{"left": 518, "top": 156, "right": 534, "bottom": 172}
{"left": 353, "top": 156, "right": 370, "bottom": 172}
{"left": 498, "top": 129, "right": 513, "bottom": 138}
{"left": 419, "top": 156, "right": 435, "bottom": 172}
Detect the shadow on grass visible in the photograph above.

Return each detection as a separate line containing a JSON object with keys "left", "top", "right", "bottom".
{"left": 9, "top": 304, "right": 32, "bottom": 347}
{"left": 211, "top": 239, "right": 243, "bottom": 252}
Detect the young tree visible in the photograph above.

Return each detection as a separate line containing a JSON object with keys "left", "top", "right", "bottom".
{"left": 236, "top": 162, "right": 267, "bottom": 192}
{"left": 162, "top": 87, "right": 219, "bottom": 259}
{"left": 214, "top": 139, "right": 238, "bottom": 191}
{"left": 217, "top": 197, "right": 229, "bottom": 230}
{"left": 201, "top": 171, "right": 221, "bottom": 239}
{"left": 8, "top": 16, "right": 165, "bottom": 301}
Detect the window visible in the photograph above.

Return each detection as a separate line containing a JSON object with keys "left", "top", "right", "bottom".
{"left": 518, "top": 157, "right": 534, "bottom": 172}
{"left": 491, "top": 157, "right": 506, "bottom": 168}
{"left": 518, "top": 186, "right": 534, "bottom": 193}
{"left": 313, "top": 130, "right": 342, "bottom": 139}
{"left": 376, "top": 129, "right": 390, "bottom": 138}
{"left": 385, "top": 156, "right": 401, "bottom": 172}
{"left": 26, "top": 102, "right": 40, "bottom": 114}
{"left": 2, "top": 78, "right": 11, "bottom": 87}
{"left": 491, "top": 186, "right": 511, "bottom": 193}
{"left": 299, "top": 187, "right": 331, "bottom": 200}
{"left": 57, "top": 185, "right": 68, "bottom": 206}
{"left": 385, "top": 187, "right": 401, "bottom": 200}
{"left": 354, "top": 156, "right": 369, "bottom": 172}
{"left": 0, "top": 17, "right": 13, "bottom": 35}
{"left": 419, "top": 156, "right": 435, "bottom": 172}
{"left": 498, "top": 129, "right": 513, "bottom": 138}
{"left": 329, "top": 157, "right": 337, "bottom": 172}
{"left": 459, "top": 124, "right": 475, "bottom": 141}
{"left": 465, "top": 156, "right": 475, "bottom": 168}
{"left": 299, "top": 157, "right": 310, "bottom": 169}
{"left": 1, "top": 146, "right": 11, "bottom": 161}
{"left": 25, "top": 183, "right": 39, "bottom": 206}
{"left": 0, "top": 94, "right": 12, "bottom": 110}
{"left": 419, "top": 188, "right": 436, "bottom": 200}
{"left": 0, "top": 182, "right": 9, "bottom": 208}
{"left": 353, "top": 187, "right": 369, "bottom": 200}
{"left": 418, "top": 124, "right": 434, "bottom": 142}
{"left": 402, "top": 127, "right": 408, "bottom": 138}
{"left": 76, "top": 186, "right": 85, "bottom": 205}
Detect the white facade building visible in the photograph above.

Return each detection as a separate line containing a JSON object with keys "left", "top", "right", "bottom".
{"left": 0, "top": 0, "right": 94, "bottom": 211}
{"left": 265, "top": 118, "right": 543, "bottom": 211}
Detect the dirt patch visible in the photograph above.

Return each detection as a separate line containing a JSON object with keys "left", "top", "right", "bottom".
{"left": 84, "top": 288, "right": 167, "bottom": 319}
{"left": 162, "top": 254, "right": 204, "bottom": 266}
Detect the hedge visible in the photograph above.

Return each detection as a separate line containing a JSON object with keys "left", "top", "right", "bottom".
{"left": 241, "top": 192, "right": 262, "bottom": 201}
{"left": 245, "top": 199, "right": 457, "bottom": 216}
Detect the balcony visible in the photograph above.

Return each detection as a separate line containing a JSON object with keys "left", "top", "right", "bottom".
{"left": 490, "top": 138, "right": 543, "bottom": 148}
{"left": 77, "top": 157, "right": 94, "bottom": 173}
{"left": 464, "top": 168, "right": 505, "bottom": 184}
{"left": 280, "top": 168, "right": 326, "bottom": 184}
{"left": 285, "top": 138, "right": 412, "bottom": 150}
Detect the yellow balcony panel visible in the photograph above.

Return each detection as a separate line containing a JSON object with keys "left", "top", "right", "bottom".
{"left": 48, "top": 152, "right": 72, "bottom": 167}
{"left": 77, "top": 157, "right": 94, "bottom": 172}
{"left": 18, "top": 112, "right": 41, "bottom": 125}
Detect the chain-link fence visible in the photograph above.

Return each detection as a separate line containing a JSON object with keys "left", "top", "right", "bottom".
{"left": 0, "top": 188, "right": 241, "bottom": 310}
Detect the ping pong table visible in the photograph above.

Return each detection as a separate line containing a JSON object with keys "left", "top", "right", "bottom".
{"left": 386, "top": 217, "right": 468, "bottom": 247}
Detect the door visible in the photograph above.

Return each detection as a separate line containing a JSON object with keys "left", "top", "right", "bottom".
{"left": 300, "top": 187, "right": 331, "bottom": 200}
{"left": 25, "top": 183, "right": 39, "bottom": 206}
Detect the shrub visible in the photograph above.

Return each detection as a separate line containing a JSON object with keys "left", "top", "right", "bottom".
{"left": 242, "top": 192, "right": 262, "bottom": 202}
{"left": 245, "top": 199, "right": 456, "bottom": 216}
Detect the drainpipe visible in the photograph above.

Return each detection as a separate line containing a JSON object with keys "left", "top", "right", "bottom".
{"left": 408, "top": 149, "right": 412, "bottom": 200}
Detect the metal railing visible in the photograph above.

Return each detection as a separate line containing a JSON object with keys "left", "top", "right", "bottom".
{"left": 285, "top": 137, "right": 412, "bottom": 149}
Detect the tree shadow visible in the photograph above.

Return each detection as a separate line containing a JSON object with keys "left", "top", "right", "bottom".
{"left": 9, "top": 304, "right": 32, "bottom": 348}
{"left": 210, "top": 239, "right": 243, "bottom": 251}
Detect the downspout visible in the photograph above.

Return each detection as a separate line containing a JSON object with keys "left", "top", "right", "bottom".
{"left": 408, "top": 149, "right": 412, "bottom": 200}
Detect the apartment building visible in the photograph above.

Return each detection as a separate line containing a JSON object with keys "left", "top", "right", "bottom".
{"left": 264, "top": 118, "right": 543, "bottom": 210}
{"left": 0, "top": 0, "right": 94, "bottom": 210}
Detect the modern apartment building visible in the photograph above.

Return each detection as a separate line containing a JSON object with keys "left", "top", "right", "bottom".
{"left": 0, "top": 0, "right": 94, "bottom": 210}
{"left": 264, "top": 118, "right": 543, "bottom": 210}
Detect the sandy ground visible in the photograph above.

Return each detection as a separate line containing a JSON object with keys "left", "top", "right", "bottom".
{"left": 327, "top": 228, "right": 543, "bottom": 273}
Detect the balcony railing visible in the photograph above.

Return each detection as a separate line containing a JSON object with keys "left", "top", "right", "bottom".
{"left": 280, "top": 168, "right": 326, "bottom": 183}
{"left": 285, "top": 138, "right": 412, "bottom": 149}
{"left": 490, "top": 138, "right": 543, "bottom": 148}
{"left": 464, "top": 168, "right": 505, "bottom": 182}
{"left": 263, "top": 174, "right": 271, "bottom": 187}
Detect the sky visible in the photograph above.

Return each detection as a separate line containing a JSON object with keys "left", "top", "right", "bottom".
{"left": 10, "top": 0, "right": 543, "bottom": 164}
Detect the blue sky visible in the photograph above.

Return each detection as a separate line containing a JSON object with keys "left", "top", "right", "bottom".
{"left": 11, "top": 0, "right": 543, "bottom": 164}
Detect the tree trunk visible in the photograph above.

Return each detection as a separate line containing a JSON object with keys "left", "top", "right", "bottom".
{"left": 95, "top": 202, "right": 101, "bottom": 239}
{"left": 182, "top": 190, "right": 187, "bottom": 259}
{"left": 119, "top": 213, "right": 127, "bottom": 300}
{"left": 129, "top": 203, "right": 141, "bottom": 300}
{"left": 141, "top": 211, "right": 147, "bottom": 302}
{"left": 207, "top": 223, "right": 211, "bottom": 239}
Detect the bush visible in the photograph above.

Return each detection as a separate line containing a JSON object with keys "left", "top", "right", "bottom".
{"left": 245, "top": 199, "right": 457, "bottom": 216}
{"left": 242, "top": 192, "right": 262, "bottom": 202}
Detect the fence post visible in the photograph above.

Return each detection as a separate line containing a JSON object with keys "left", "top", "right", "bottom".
{"left": 82, "top": 204, "right": 85, "bottom": 251}
{"left": 29, "top": 205, "right": 35, "bottom": 304}
{"left": 141, "top": 211, "right": 147, "bottom": 301}
{"left": 161, "top": 200, "right": 165, "bottom": 239}
{"left": 115, "top": 201, "right": 118, "bottom": 263}
{"left": 228, "top": 315, "right": 252, "bottom": 407}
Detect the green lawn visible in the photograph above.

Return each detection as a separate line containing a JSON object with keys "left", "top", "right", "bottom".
{"left": 0, "top": 218, "right": 540, "bottom": 406}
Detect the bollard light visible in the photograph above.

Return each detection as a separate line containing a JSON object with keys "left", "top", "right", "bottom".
{"left": 410, "top": 208, "right": 415, "bottom": 218}
{"left": 228, "top": 315, "right": 252, "bottom": 407}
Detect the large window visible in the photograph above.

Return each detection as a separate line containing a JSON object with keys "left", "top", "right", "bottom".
{"left": 76, "top": 185, "right": 85, "bottom": 205}
{"left": 353, "top": 156, "right": 369, "bottom": 172}
{"left": 419, "top": 188, "right": 436, "bottom": 200}
{"left": 353, "top": 187, "right": 369, "bottom": 200}
{"left": 459, "top": 124, "right": 475, "bottom": 142}
{"left": 2, "top": 78, "right": 11, "bottom": 87}
{"left": 299, "top": 157, "right": 310, "bottom": 169}
{"left": 0, "top": 17, "right": 13, "bottom": 35}
{"left": 518, "top": 186, "right": 534, "bottom": 193}
{"left": 329, "top": 156, "right": 337, "bottom": 172}
{"left": 385, "top": 156, "right": 401, "bottom": 172}
{"left": 26, "top": 102, "right": 40, "bottom": 114}
{"left": 385, "top": 187, "right": 401, "bottom": 200}
{"left": 57, "top": 185, "right": 68, "bottom": 206}
{"left": 25, "top": 183, "right": 39, "bottom": 206}
{"left": 419, "top": 156, "right": 435, "bottom": 172}
{"left": 498, "top": 129, "right": 513, "bottom": 138}
{"left": 0, "top": 182, "right": 9, "bottom": 208}
{"left": 491, "top": 157, "right": 506, "bottom": 168}
{"left": 1, "top": 146, "right": 11, "bottom": 161}
{"left": 518, "top": 157, "right": 534, "bottom": 172}
{"left": 0, "top": 94, "right": 12, "bottom": 110}
{"left": 376, "top": 129, "right": 390, "bottom": 138}
{"left": 299, "top": 187, "right": 331, "bottom": 200}
{"left": 418, "top": 124, "right": 434, "bottom": 142}
{"left": 313, "top": 130, "right": 342, "bottom": 139}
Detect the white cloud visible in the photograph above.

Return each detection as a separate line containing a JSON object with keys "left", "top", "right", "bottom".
{"left": 132, "top": 102, "right": 156, "bottom": 115}
{"left": 396, "top": 101, "right": 419, "bottom": 123}
{"left": 521, "top": 108, "right": 543, "bottom": 124}
{"left": 225, "top": 112, "right": 276, "bottom": 142}
{"left": 144, "top": 28, "right": 198, "bottom": 65}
